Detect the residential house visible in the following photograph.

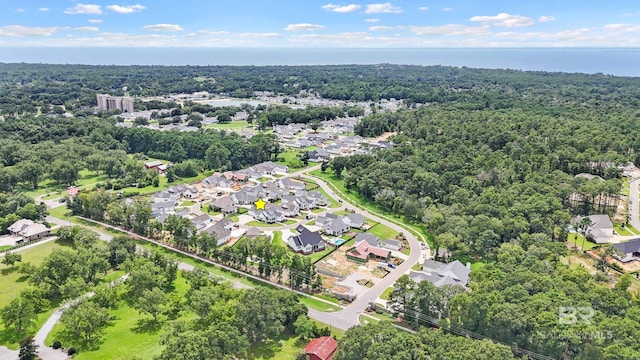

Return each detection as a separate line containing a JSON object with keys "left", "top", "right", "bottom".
{"left": 277, "top": 178, "right": 306, "bottom": 192}
{"left": 586, "top": 215, "right": 614, "bottom": 243}
{"left": 345, "top": 240, "right": 391, "bottom": 263}
{"left": 354, "top": 233, "right": 382, "bottom": 247}
{"left": 287, "top": 225, "right": 326, "bottom": 254}
{"left": 306, "top": 191, "right": 328, "bottom": 207}
{"left": 304, "top": 337, "right": 338, "bottom": 360}
{"left": 190, "top": 214, "right": 213, "bottom": 231}
{"left": 308, "top": 149, "right": 330, "bottom": 162}
{"left": 232, "top": 188, "right": 260, "bottom": 205}
{"left": 182, "top": 187, "right": 199, "bottom": 199}
{"left": 151, "top": 203, "right": 175, "bottom": 216}
{"left": 152, "top": 190, "right": 180, "bottom": 204}
{"left": 202, "top": 174, "right": 233, "bottom": 189}
{"left": 212, "top": 196, "right": 238, "bottom": 215}
{"left": 342, "top": 214, "right": 366, "bottom": 229}
{"left": 254, "top": 208, "right": 285, "bottom": 223}
{"left": 409, "top": 260, "right": 470, "bottom": 288}
{"left": 382, "top": 239, "right": 402, "bottom": 252}
{"left": 8, "top": 219, "right": 51, "bottom": 242}
{"left": 614, "top": 238, "right": 640, "bottom": 263}
{"left": 324, "top": 218, "right": 350, "bottom": 236}
{"left": 245, "top": 227, "right": 261, "bottom": 239}
{"left": 203, "top": 218, "right": 234, "bottom": 246}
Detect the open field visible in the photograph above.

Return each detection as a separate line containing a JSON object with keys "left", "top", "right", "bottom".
{"left": 366, "top": 223, "right": 398, "bottom": 241}
{"left": 567, "top": 233, "right": 596, "bottom": 250}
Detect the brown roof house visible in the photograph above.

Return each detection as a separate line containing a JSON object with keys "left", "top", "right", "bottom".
{"left": 304, "top": 336, "right": 338, "bottom": 360}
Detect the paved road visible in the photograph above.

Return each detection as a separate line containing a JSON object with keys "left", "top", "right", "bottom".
{"left": 300, "top": 171, "right": 428, "bottom": 329}
{"left": 629, "top": 177, "right": 640, "bottom": 232}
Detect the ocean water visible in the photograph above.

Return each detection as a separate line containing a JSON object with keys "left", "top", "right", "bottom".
{"left": 1, "top": 47, "right": 639, "bottom": 77}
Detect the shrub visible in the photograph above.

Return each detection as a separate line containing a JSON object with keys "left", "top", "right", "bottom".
{"left": 67, "top": 347, "right": 77, "bottom": 356}
{"left": 52, "top": 340, "right": 62, "bottom": 349}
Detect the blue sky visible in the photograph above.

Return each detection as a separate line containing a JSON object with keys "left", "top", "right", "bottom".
{"left": 1, "top": 1, "right": 640, "bottom": 47}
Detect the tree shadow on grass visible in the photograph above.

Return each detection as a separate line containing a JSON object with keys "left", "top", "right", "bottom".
{"left": 131, "top": 317, "right": 162, "bottom": 334}
{"left": 0, "top": 327, "right": 27, "bottom": 349}
{"left": 247, "top": 332, "right": 297, "bottom": 359}
{"left": 0, "top": 267, "right": 18, "bottom": 276}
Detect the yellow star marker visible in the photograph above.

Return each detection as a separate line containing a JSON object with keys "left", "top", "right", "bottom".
{"left": 254, "top": 198, "right": 267, "bottom": 210}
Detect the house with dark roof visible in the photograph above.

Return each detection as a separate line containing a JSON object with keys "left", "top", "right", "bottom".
{"left": 304, "top": 336, "right": 338, "bottom": 360}
{"left": 614, "top": 238, "right": 640, "bottom": 263}
{"left": 586, "top": 215, "right": 614, "bottom": 243}
{"left": 287, "top": 225, "right": 326, "bottom": 254}
{"left": 408, "top": 260, "right": 470, "bottom": 288}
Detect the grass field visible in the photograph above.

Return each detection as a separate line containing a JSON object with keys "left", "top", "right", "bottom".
{"left": 366, "top": 223, "right": 398, "bottom": 241}
{"left": 246, "top": 221, "right": 282, "bottom": 227}
{"left": 614, "top": 223, "right": 634, "bottom": 236}
{"left": 45, "top": 273, "right": 193, "bottom": 359}
{"left": 380, "top": 287, "right": 394, "bottom": 300}
{"left": 567, "top": 233, "right": 596, "bottom": 250}
{"left": 307, "top": 247, "right": 335, "bottom": 264}
{"left": 205, "top": 120, "right": 250, "bottom": 130}
{"left": 0, "top": 240, "right": 71, "bottom": 349}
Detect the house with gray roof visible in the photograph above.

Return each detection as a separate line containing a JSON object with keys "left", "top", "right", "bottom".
{"left": 203, "top": 221, "right": 232, "bottom": 246}
{"left": 202, "top": 174, "right": 233, "bottom": 189}
{"left": 614, "top": 238, "right": 640, "bottom": 263}
{"left": 324, "top": 218, "right": 350, "bottom": 236}
{"left": 408, "top": 260, "right": 470, "bottom": 289}
{"left": 231, "top": 188, "right": 260, "bottom": 205}
{"left": 190, "top": 214, "right": 213, "bottom": 231}
{"left": 277, "top": 178, "right": 306, "bottom": 192}
{"left": 355, "top": 233, "right": 382, "bottom": 247}
{"left": 212, "top": 196, "right": 237, "bottom": 215}
{"left": 287, "top": 225, "right": 326, "bottom": 254}
{"left": 245, "top": 227, "right": 261, "bottom": 239}
{"left": 382, "top": 239, "right": 402, "bottom": 251}
{"left": 586, "top": 215, "right": 614, "bottom": 243}
{"left": 253, "top": 208, "right": 285, "bottom": 223}
{"left": 342, "top": 214, "right": 366, "bottom": 229}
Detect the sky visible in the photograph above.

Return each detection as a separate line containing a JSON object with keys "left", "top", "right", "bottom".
{"left": 1, "top": 1, "right": 640, "bottom": 47}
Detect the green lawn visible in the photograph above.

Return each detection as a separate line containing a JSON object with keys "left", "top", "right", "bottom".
{"left": 0, "top": 240, "right": 71, "bottom": 349}
{"left": 272, "top": 231, "right": 284, "bottom": 247}
{"left": 625, "top": 223, "right": 640, "bottom": 235}
{"left": 0, "top": 245, "right": 12, "bottom": 252}
{"left": 282, "top": 219, "right": 297, "bottom": 225}
{"left": 205, "top": 120, "right": 250, "bottom": 130}
{"left": 567, "top": 233, "right": 596, "bottom": 250}
{"left": 179, "top": 201, "right": 196, "bottom": 207}
{"left": 614, "top": 223, "right": 634, "bottom": 236}
{"left": 45, "top": 273, "right": 193, "bottom": 360}
{"left": 246, "top": 221, "right": 282, "bottom": 228}
{"left": 307, "top": 247, "right": 335, "bottom": 264}
{"left": 309, "top": 170, "right": 433, "bottom": 246}
{"left": 380, "top": 287, "right": 394, "bottom": 301}
{"left": 247, "top": 332, "right": 305, "bottom": 359}
{"left": 298, "top": 296, "right": 340, "bottom": 312}
{"left": 366, "top": 223, "right": 398, "bottom": 241}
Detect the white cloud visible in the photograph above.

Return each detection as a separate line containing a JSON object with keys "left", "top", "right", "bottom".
{"left": 365, "top": 18, "right": 380, "bottom": 23}
{"left": 369, "top": 26, "right": 395, "bottom": 31}
{"left": 74, "top": 26, "right": 99, "bottom": 32}
{"left": 284, "top": 23, "right": 325, "bottom": 31}
{"left": 65, "top": 4, "right": 103, "bottom": 15}
{"left": 39, "top": 8, "right": 49, "bottom": 12}
{"left": 16, "top": 8, "right": 25, "bottom": 13}
{"left": 88, "top": 19, "right": 103, "bottom": 23}
{"left": 409, "top": 24, "right": 490, "bottom": 36}
{"left": 442, "top": 7, "right": 453, "bottom": 12}
{"left": 365, "top": 3, "right": 403, "bottom": 14}
{"left": 143, "top": 24, "right": 184, "bottom": 32}
{"left": 0, "top": 25, "right": 58, "bottom": 37}
{"left": 418, "top": 6, "right": 428, "bottom": 11}
{"left": 238, "top": 32, "right": 281, "bottom": 38}
{"left": 106, "top": 4, "right": 146, "bottom": 14}
{"left": 603, "top": 23, "right": 640, "bottom": 33}
{"left": 322, "top": 4, "right": 362, "bottom": 13}
{"left": 470, "top": 13, "right": 534, "bottom": 28}
{"left": 186, "top": 30, "right": 229, "bottom": 37}
{"left": 538, "top": 16, "right": 555, "bottom": 23}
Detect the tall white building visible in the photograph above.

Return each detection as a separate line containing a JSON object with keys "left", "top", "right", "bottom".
{"left": 96, "top": 94, "right": 134, "bottom": 113}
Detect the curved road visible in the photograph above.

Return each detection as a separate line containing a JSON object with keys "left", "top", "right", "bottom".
{"left": 629, "top": 176, "right": 640, "bottom": 232}
{"left": 37, "top": 164, "right": 428, "bottom": 334}
{"left": 299, "top": 171, "right": 427, "bottom": 329}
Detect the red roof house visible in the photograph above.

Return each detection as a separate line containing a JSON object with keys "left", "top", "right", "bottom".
{"left": 304, "top": 337, "right": 338, "bottom": 360}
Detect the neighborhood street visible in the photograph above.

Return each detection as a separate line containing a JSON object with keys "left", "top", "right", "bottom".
{"left": 12, "top": 163, "right": 429, "bottom": 360}
{"left": 629, "top": 177, "right": 640, "bottom": 232}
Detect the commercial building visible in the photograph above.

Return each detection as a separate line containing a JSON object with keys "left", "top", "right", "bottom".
{"left": 96, "top": 94, "right": 134, "bottom": 113}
